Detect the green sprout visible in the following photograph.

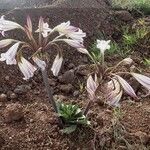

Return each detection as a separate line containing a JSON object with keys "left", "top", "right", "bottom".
{"left": 57, "top": 102, "right": 90, "bottom": 134}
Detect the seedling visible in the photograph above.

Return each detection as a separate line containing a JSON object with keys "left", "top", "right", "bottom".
{"left": 57, "top": 102, "right": 90, "bottom": 134}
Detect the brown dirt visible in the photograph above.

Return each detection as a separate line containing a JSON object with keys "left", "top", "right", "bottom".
{"left": 0, "top": 3, "right": 150, "bottom": 150}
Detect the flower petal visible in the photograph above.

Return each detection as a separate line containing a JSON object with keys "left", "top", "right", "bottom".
{"left": 87, "top": 75, "right": 98, "bottom": 100}
{"left": 51, "top": 54, "right": 63, "bottom": 76}
{"left": 33, "top": 56, "right": 46, "bottom": 71}
{"left": 63, "top": 39, "right": 84, "bottom": 48}
{"left": 131, "top": 73, "right": 150, "bottom": 91}
{"left": 115, "top": 75, "right": 137, "bottom": 99}
{"left": 0, "top": 39, "right": 14, "bottom": 48}
{"left": 96, "top": 40, "right": 111, "bottom": 54}
{"left": 0, "top": 42, "right": 20, "bottom": 65}
{"left": 18, "top": 57, "right": 37, "bottom": 80}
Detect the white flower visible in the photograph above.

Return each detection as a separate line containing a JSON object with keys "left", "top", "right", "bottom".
{"left": 35, "top": 17, "right": 52, "bottom": 38}
{"left": 62, "top": 39, "right": 84, "bottom": 48}
{"left": 0, "top": 39, "right": 14, "bottom": 48}
{"left": 67, "top": 29, "right": 86, "bottom": 42}
{"left": 51, "top": 54, "right": 63, "bottom": 76}
{"left": 32, "top": 56, "right": 46, "bottom": 71}
{"left": 0, "top": 16, "right": 23, "bottom": 36}
{"left": 87, "top": 74, "right": 99, "bottom": 100}
{"left": 0, "top": 42, "right": 20, "bottom": 65}
{"left": 18, "top": 57, "right": 37, "bottom": 80}
{"left": 106, "top": 79, "right": 122, "bottom": 107}
{"left": 54, "top": 21, "right": 77, "bottom": 35}
{"left": 97, "top": 40, "right": 111, "bottom": 54}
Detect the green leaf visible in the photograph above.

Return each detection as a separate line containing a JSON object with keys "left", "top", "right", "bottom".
{"left": 61, "top": 125, "right": 77, "bottom": 134}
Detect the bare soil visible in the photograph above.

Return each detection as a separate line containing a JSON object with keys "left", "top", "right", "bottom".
{"left": 0, "top": 3, "right": 150, "bottom": 150}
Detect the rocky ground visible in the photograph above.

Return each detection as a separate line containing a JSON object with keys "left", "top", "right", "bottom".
{"left": 0, "top": 0, "right": 150, "bottom": 150}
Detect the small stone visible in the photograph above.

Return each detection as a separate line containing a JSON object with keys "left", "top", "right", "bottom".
{"left": 14, "top": 85, "right": 31, "bottom": 94}
{"left": 73, "top": 90, "right": 80, "bottom": 97}
{"left": 58, "top": 69, "right": 75, "bottom": 84}
{"left": 5, "top": 76, "right": 10, "bottom": 81}
{"left": 3, "top": 103, "right": 24, "bottom": 123}
{"left": 68, "top": 63, "right": 75, "bottom": 69}
{"left": 53, "top": 95, "right": 66, "bottom": 101}
{"left": 10, "top": 93, "right": 18, "bottom": 99}
{"left": 29, "top": 119, "right": 34, "bottom": 123}
{"left": 0, "top": 94, "right": 7, "bottom": 102}
{"left": 59, "top": 84, "right": 73, "bottom": 94}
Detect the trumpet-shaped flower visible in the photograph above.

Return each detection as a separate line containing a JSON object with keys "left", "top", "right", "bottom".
{"left": 67, "top": 29, "right": 86, "bottom": 42}
{"left": 18, "top": 57, "right": 37, "bottom": 80}
{"left": 33, "top": 56, "right": 46, "bottom": 71}
{"left": 97, "top": 40, "right": 111, "bottom": 54}
{"left": 35, "top": 17, "right": 52, "bottom": 38}
{"left": 62, "top": 39, "right": 84, "bottom": 48}
{"left": 51, "top": 54, "right": 63, "bottom": 76}
{"left": 0, "top": 39, "right": 14, "bottom": 48}
{"left": 87, "top": 74, "right": 99, "bottom": 100}
{"left": 54, "top": 21, "right": 78, "bottom": 35}
{"left": 105, "top": 79, "right": 123, "bottom": 107}
{"left": 131, "top": 73, "right": 150, "bottom": 92}
{"left": 0, "top": 16, "right": 23, "bottom": 36}
{"left": 0, "top": 42, "right": 20, "bottom": 65}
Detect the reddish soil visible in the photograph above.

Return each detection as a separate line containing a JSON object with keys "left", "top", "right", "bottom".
{"left": 0, "top": 4, "right": 150, "bottom": 150}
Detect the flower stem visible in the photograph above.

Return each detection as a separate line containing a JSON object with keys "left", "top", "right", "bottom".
{"left": 83, "top": 100, "right": 92, "bottom": 116}
{"left": 41, "top": 69, "right": 63, "bottom": 127}
{"left": 41, "top": 69, "right": 58, "bottom": 113}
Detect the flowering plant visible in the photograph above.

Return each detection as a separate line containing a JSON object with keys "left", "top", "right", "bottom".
{"left": 85, "top": 39, "right": 150, "bottom": 114}
{"left": 0, "top": 16, "right": 88, "bottom": 126}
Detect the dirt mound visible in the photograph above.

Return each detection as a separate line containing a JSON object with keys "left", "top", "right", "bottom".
{"left": 53, "top": 0, "right": 108, "bottom": 8}
{"left": 0, "top": 0, "right": 109, "bottom": 9}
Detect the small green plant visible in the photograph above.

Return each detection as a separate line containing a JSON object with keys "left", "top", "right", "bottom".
{"left": 57, "top": 103, "right": 90, "bottom": 134}
{"left": 143, "top": 58, "right": 150, "bottom": 67}
{"left": 112, "top": 0, "right": 150, "bottom": 14}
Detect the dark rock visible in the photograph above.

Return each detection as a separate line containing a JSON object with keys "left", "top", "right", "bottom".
{"left": 14, "top": 85, "right": 31, "bottom": 94}
{"left": 7, "top": 91, "right": 18, "bottom": 99}
{"left": 58, "top": 69, "right": 75, "bottom": 84}
{"left": 0, "top": 94, "right": 7, "bottom": 102}
{"left": 114, "top": 10, "right": 133, "bottom": 22}
{"left": 3, "top": 103, "right": 24, "bottom": 123}
{"left": 59, "top": 84, "right": 73, "bottom": 94}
